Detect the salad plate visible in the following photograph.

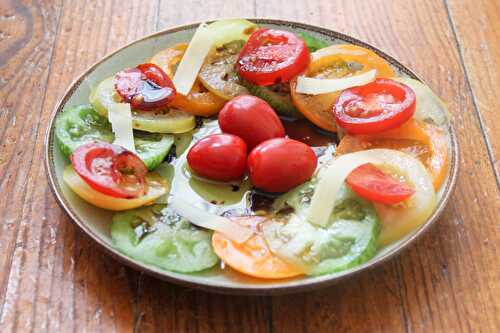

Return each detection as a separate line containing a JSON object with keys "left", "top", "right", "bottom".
{"left": 45, "top": 18, "right": 459, "bottom": 295}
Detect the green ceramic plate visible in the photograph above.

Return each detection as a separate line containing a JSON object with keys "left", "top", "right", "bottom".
{"left": 44, "top": 19, "right": 459, "bottom": 295}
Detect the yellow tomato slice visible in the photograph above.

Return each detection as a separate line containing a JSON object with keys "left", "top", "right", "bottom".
{"left": 212, "top": 216, "right": 304, "bottom": 279}
{"left": 291, "top": 44, "right": 395, "bottom": 132}
{"left": 150, "top": 43, "right": 226, "bottom": 117}
{"left": 336, "top": 119, "right": 449, "bottom": 190}
{"left": 63, "top": 166, "right": 168, "bottom": 211}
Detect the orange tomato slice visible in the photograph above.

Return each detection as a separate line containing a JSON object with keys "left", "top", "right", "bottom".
{"left": 290, "top": 44, "right": 395, "bottom": 132}
{"left": 336, "top": 119, "right": 449, "bottom": 190}
{"left": 212, "top": 216, "right": 304, "bottom": 279}
{"left": 150, "top": 43, "right": 226, "bottom": 117}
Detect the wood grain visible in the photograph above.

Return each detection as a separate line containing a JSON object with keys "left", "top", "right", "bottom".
{"left": 446, "top": 0, "right": 500, "bottom": 184}
{"left": 0, "top": 0, "right": 498, "bottom": 332}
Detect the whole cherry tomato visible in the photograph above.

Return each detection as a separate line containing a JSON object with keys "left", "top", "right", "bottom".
{"left": 70, "top": 141, "right": 148, "bottom": 199}
{"left": 218, "top": 95, "right": 285, "bottom": 149}
{"left": 187, "top": 134, "right": 247, "bottom": 181}
{"left": 247, "top": 138, "right": 317, "bottom": 192}
{"left": 237, "top": 29, "right": 310, "bottom": 86}
{"left": 114, "top": 63, "right": 176, "bottom": 110}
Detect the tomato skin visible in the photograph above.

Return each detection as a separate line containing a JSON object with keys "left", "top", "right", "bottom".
{"left": 114, "top": 63, "right": 176, "bottom": 110}
{"left": 218, "top": 95, "right": 285, "bottom": 149}
{"left": 187, "top": 134, "right": 247, "bottom": 181}
{"left": 248, "top": 138, "right": 317, "bottom": 193}
{"left": 70, "top": 142, "right": 148, "bottom": 199}
{"left": 347, "top": 163, "right": 415, "bottom": 204}
{"left": 334, "top": 78, "right": 416, "bottom": 135}
{"left": 237, "top": 29, "right": 310, "bottom": 86}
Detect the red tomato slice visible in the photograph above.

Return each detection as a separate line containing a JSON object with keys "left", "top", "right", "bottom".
{"left": 114, "top": 63, "right": 176, "bottom": 110}
{"left": 70, "top": 142, "right": 148, "bottom": 199}
{"left": 237, "top": 29, "right": 310, "bottom": 86}
{"left": 334, "top": 78, "right": 416, "bottom": 134}
{"left": 346, "top": 163, "right": 415, "bottom": 204}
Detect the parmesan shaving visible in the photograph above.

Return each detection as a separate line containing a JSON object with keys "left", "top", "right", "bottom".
{"left": 172, "top": 23, "right": 214, "bottom": 95}
{"left": 307, "top": 152, "right": 382, "bottom": 227}
{"left": 169, "top": 196, "right": 253, "bottom": 244}
{"left": 108, "top": 103, "right": 136, "bottom": 153}
{"left": 295, "top": 69, "right": 377, "bottom": 95}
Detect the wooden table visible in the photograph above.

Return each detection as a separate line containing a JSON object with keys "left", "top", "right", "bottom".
{"left": 1, "top": 0, "right": 499, "bottom": 331}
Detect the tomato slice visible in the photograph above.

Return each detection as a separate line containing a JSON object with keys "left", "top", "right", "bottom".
{"left": 114, "top": 63, "right": 176, "bottom": 110}
{"left": 334, "top": 78, "right": 416, "bottom": 134}
{"left": 346, "top": 163, "right": 415, "bottom": 204}
{"left": 237, "top": 29, "right": 310, "bottom": 86}
{"left": 150, "top": 43, "right": 226, "bottom": 116}
{"left": 290, "top": 44, "right": 396, "bottom": 132}
{"left": 336, "top": 119, "right": 449, "bottom": 190}
{"left": 212, "top": 216, "right": 304, "bottom": 279}
{"left": 70, "top": 142, "right": 148, "bottom": 199}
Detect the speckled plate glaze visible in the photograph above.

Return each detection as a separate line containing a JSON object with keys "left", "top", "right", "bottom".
{"left": 44, "top": 19, "right": 459, "bottom": 295}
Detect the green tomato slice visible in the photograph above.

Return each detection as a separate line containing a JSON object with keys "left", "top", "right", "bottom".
{"left": 265, "top": 181, "right": 379, "bottom": 275}
{"left": 241, "top": 80, "right": 303, "bottom": 118}
{"left": 297, "top": 31, "right": 330, "bottom": 52}
{"left": 90, "top": 77, "right": 196, "bottom": 134}
{"left": 111, "top": 205, "right": 219, "bottom": 273}
{"left": 55, "top": 104, "right": 174, "bottom": 170}
{"left": 198, "top": 40, "right": 249, "bottom": 100}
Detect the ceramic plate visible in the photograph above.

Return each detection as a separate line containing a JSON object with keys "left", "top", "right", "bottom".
{"left": 45, "top": 19, "right": 459, "bottom": 295}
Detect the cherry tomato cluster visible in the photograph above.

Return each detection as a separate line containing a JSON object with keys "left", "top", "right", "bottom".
{"left": 187, "top": 95, "right": 318, "bottom": 193}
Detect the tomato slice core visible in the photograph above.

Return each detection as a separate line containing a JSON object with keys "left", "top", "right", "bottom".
{"left": 346, "top": 163, "right": 415, "bottom": 205}
{"left": 237, "top": 29, "right": 310, "bottom": 86}
{"left": 334, "top": 78, "right": 416, "bottom": 134}
{"left": 114, "top": 63, "right": 176, "bottom": 110}
{"left": 70, "top": 142, "right": 148, "bottom": 199}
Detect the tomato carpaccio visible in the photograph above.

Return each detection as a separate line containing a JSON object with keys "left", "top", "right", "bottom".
{"left": 70, "top": 141, "right": 148, "bottom": 199}
{"left": 187, "top": 134, "right": 247, "bottom": 182}
{"left": 218, "top": 95, "right": 285, "bottom": 149}
{"left": 237, "top": 29, "right": 310, "bottom": 86}
{"left": 114, "top": 63, "right": 176, "bottom": 110}
{"left": 334, "top": 78, "right": 416, "bottom": 135}
{"left": 247, "top": 138, "right": 317, "bottom": 193}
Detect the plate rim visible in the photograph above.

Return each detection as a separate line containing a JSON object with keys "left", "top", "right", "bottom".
{"left": 44, "top": 18, "right": 460, "bottom": 295}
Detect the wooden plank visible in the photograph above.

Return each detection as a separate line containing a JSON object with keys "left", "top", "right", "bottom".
{"left": 0, "top": 0, "right": 159, "bottom": 332}
{"left": 255, "top": 0, "right": 500, "bottom": 332}
{"left": 446, "top": 0, "right": 500, "bottom": 183}
{"left": 0, "top": 1, "right": 63, "bottom": 331}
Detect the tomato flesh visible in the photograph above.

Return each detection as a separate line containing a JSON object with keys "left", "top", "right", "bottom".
{"left": 114, "top": 63, "right": 176, "bottom": 110}
{"left": 218, "top": 95, "right": 285, "bottom": 149}
{"left": 237, "top": 29, "right": 310, "bottom": 86}
{"left": 247, "top": 138, "right": 317, "bottom": 193}
{"left": 212, "top": 216, "right": 304, "bottom": 279}
{"left": 187, "top": 134, "right": 247, "bottom": 182}
{"left": 70, "top": 142, "right": 148, "bottom": 199}
{"left": 346, "top": 163, "right": 415, "bottom": 205}
{"left": 334, "top": 78, "right": 416, "bottom": 134}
